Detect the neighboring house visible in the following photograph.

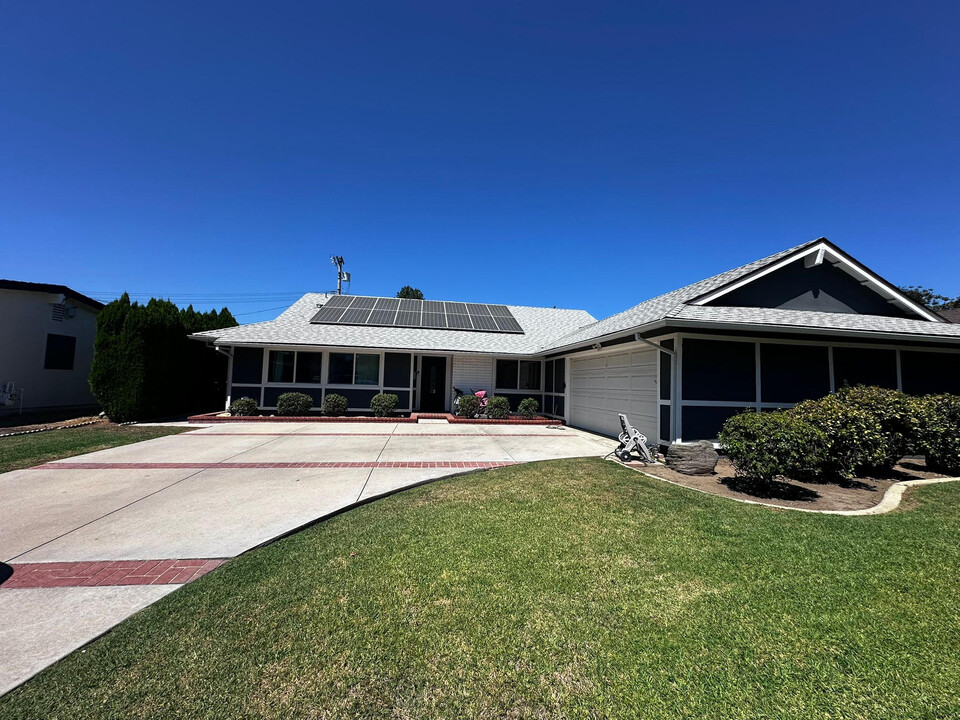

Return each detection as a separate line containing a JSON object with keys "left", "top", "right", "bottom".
{"left": 192, "top": 238, "right": 960, "bottom": 442}
{"left": 938, "top": 308, "right": 960, "bottom": 323}
{"left": 0, "top": 280, "right": 104, "bottom": 413}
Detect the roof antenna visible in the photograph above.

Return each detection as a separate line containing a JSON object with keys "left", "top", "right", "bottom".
{"left": 331, "top": 256, "right": 349, "bottom": 295}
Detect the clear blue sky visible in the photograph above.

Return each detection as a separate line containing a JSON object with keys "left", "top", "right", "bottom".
{"left": 2, "top": 1, "right": 958, "bottom": 323}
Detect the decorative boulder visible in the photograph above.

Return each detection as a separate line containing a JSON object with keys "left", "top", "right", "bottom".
{"left": 665, "top": 441, "right": 719, "bottom": 475}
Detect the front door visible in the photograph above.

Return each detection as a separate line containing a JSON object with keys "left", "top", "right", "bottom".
{"left": 420, "top": 356, "right": 447, "bottom": 412}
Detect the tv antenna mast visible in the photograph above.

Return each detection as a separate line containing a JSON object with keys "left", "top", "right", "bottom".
{"left": 331, "top": 255, "right": 350, "bottom": 294}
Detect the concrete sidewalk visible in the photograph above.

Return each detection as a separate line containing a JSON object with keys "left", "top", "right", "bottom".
{"left": 0, "top": 421, "right": 615, "bottom": 693}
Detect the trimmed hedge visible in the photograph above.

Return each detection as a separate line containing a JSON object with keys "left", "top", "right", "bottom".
{"left": 229, "top": 397, "right": 259, "bottom": 416}
{"left": 719, "top": 411, "right": 824, "bottom": 483}
{"left": 915, "top": 394, "right": 960, "bottom": 474}
{"left": 370, "top": 393, "right": 399, "bottom": 417}
{"left": 518, "top": 398, "right": 539, "bottom": 419}
{"left": 89, "top": 294, "right": 237, "bottom": 421}
{"left": 457, "top": 395, "right": 480, "bottom": 418}
{"left": 277, "top": 392, "right": 313, "bottom": 416}
{"left": 323, "top": 393, "right": 348, "bottom": 417}
{"left": 485, "top": 396, "right": 510, "bottom": 419}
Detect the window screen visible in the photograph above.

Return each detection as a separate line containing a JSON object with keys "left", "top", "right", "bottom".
{"left": 496, "top": 359, "right": 519, "bottom": 389}
{"left": 832, "top": 347, "right": 897, "bottom": 390}
{"left": 328, "top": 353, "right": 354, "bottom": 384}
{"left": 232, "top": 347, "right": 263, "bottom": 384}
{"left": 267, "top": 351, "right": 295, "bottom": 383}
{"left": 354, "top": 354, "right": 380, "bottom": 385}
{"left": 681, "top": 339, "right": 756, "bottom": 402}
{"left": 295, "top": 352, "right": 323, "bottom": 384}
{"left": 901, "top": 351, "right": 960, "bottom": 395}
{"left": 760, "top": 344, "right": 830, "bottom": 404}
{"left": 44, "top": 334, "right": 76, "bottom": 370}
{"left": 518, "top": 361, "right": 541, "bottom": 390}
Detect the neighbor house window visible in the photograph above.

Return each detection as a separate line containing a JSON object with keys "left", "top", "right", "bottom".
{"left": 295, "top": 352, "right": 323, "bottom": 384}
{"left": 328, "top": 352, "right": 380, "bottom": 385}
{"left": 44, "top": 334, "right": 76, "bottom": 370}
{"left": 267, "top": 350, "right": 295, "bottom": 383}
{"left": 496, "top": 359, "right": 541, "bottom": 390}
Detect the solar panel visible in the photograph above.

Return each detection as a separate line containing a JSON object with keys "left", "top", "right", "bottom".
{"left": 395, "top": 310, "right": 421, "bottom": 327}
{"left": 421, "top": 311, "right": 447, "bottom": 328}
{"left": 494, "top": 315, "right": 523, "bottom": 333}
{"left": 446, "top": 313, "right": 473, "bottom": 330}
{"left": 339, "top": 307, "right": 372, "bottom": 324}
{"left": 309, "top": 296, "right": 523, "bottom": 333}
{"left": 323, "top": 295, "right": 354, "bottom": 308}
{"left": 367, "top": 308, "right": 398, "bottom": 325}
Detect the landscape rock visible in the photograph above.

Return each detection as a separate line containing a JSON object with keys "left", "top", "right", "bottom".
{"left": 665, "top": 441, "right": 719, "bottom": 475}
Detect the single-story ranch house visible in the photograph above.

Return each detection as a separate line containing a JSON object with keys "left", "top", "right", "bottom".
{"left": 192, "top": 238, "right": 960, "bottom": 442}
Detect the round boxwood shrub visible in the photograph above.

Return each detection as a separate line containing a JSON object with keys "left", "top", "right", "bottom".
{"left": 517, "top": 397, "right": 539, "bottom": 419}
{"left": 457, "top": 394, "right": 480, "bottom": 418}
{"left": 276, "top": 392, "right": 313, "bottom": 416}
{"left": 719, "top": 410, "right": 825, "bottom": 483}
{"left": 789, "top": 393, "right": 888, "bottom": 480}
{"left": 322, "top": 393, "right": 348, "bottom": 417}
{"left": 370, "top": 393, "right": 399, "bottom": 417}
{"left": 915, "top": 394, "right": 960, "bottom": 474}
{"left": 486, "top": 396, "right": 510, "bottom": 419}
{"left": 229, "top": 397, "right": 259, "bottom": 416}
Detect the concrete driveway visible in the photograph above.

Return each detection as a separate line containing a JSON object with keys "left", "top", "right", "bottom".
{"left": 0, "top": 421, "right": 615, "bottom": 694}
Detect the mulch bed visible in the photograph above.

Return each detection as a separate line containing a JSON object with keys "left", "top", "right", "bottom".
{"left": 628, "top": 456, "right": 947, "bottom": 512}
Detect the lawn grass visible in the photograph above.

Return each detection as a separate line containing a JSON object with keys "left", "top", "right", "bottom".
{"left": 0, "top": 424, "right": 191, "bottom": 473}
{"left": 2, "top": 457, "right": 959, "bottom": 719}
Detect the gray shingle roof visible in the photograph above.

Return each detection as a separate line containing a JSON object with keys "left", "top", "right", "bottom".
{"left": 543, "top": 241, "right": 816, "bottom": 350}
{"left": 192, "top": 293, "right": 596, "bottom": 355}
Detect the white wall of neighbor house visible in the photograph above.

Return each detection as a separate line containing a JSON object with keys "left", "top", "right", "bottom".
{"left": 0, "top": 289, "right": 99, "bottom": 411}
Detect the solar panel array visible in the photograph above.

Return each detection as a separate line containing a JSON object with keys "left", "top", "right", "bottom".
{"left": 310, "top": 296, "right": 524, "bottom": 334}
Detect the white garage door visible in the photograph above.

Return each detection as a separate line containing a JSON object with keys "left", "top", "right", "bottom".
{"left": 569, "top": 347, "right": 658, "bottom": 440}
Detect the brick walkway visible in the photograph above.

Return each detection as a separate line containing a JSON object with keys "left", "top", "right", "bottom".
{"left": 35, "top": 460, "right": 518, "bottom": 470}
{"left": 3, "top": 559, "right": 225, "bottom": 589}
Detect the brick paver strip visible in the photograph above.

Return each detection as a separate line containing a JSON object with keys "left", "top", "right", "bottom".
{"left": 3, "top": 559, "right": 226, "bottom": 589}
{"left": 35, "top": 461, "right": 517, "bottom": 470}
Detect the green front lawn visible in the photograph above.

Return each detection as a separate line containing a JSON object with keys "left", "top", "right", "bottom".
{"left": 3, "top": 458, "right": 959, "bottom": 719}
{"left": 0, "top": 424, "right": 191, "bottom": 473}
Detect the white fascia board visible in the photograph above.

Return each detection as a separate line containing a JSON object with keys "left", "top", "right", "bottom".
{"left": 691, "top": 242, "right": 944, "bottom": 323}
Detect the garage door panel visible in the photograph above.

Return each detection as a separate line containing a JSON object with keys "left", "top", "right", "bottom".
{"left": 569, "top": 347, "right": 658, "bottom": 440}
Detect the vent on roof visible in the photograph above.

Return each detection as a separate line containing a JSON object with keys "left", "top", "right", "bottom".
{"left": 310, "top": 296, "right": 524, "bottom": 334}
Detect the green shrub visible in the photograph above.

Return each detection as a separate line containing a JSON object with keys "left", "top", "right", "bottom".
{"left": 89, "top": 293, "right": 237, "bottom": 422}
{"left": 719, "top": 410, "right": 825, "bottom": 482}
{"left": 833, "top": 386, "right": 919, "bottom": 469}
{"left": 276, "top": 392, "right": 313, "bottom": 416}
{"left": 518, "top": 397, "right": 539, "bottom": 419}
{"left": 486, "top": 396, "right": 510, "bottom": 419}
{"left": 914, "top": 394, "right": 960, "bottom": 474}
{"left": 789, "top": 393, "right": 889, "bottom": 480}
{"left": 370, "top": 393, "right": 399, "bottom": 417}
{"left": 229, "top": 397, "right": 259, "bottom": 416}
{"left": 322, "top": 393, "right": 348, "bottom": 417}
{"left": 457, "top": 394, "right": 480, "bottom": 418}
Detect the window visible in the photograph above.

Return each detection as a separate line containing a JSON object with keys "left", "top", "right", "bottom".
{"left": 496, "top": 359, "right": 518, "bottom": 389}
{"left": 267, "top": 350, "right": 295, "bottom": 383}
{"left": 355, "top": 354, "right": 380, "bottom": 385}
{"left": 295, "top": 352, "right": 323, "bottom": 384}
{"left": 44, "top": 334, "right": 76, "bottom": 370}
{"left": 518, "top": 361, "right": 541, "bottom": 390}
{"left": 328, "top": 353, "right": 354, "bottom": 384}
{"left": 760, "top": 344, "right": 830, "bottom": 403}
{"left": 328, "top": 352, "right": 381, "bottom": 385}
{"left": 681, "top": 339, "right": 756, "bottom": 402}
{"left": 832, "top": 347, "right": 898, "bottom": 390}
{"left": 232, "top": 347, "right": 263, "bottom": 384}
{"left": 383, "top": 353, "right": 412, "bottom": 388}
